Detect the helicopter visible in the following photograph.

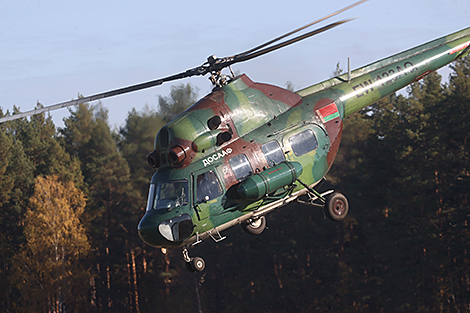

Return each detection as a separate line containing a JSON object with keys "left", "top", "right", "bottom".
{"left": 1, "top": 1, "right": 469, "bottom": 273}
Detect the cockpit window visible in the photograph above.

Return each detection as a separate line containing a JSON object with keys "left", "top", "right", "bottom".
{"left": 146, "top": 184, "right": 156, "bottom": 211}
{"left": 146, "top": 179, "right": 188, "bottom": 211}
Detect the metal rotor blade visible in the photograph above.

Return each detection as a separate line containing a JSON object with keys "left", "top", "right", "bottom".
{"left": 231, "top": 18, "right": 355, "bottom": 65}
{"left": 234, "top": 0, "right": 367, "bottom": 58}
{"left": 0, "top": 3, "right": 362, "bottom": 124}
{"left": 0, "top": 66, "right": 208, "bottom": 123}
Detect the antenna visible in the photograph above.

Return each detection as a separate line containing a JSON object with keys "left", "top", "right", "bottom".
{"left": 348, "top": 57, "right": 351, "bottom": 83}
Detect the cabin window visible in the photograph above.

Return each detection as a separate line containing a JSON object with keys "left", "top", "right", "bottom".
{"left": 196, "top": 170, "right": 223, "bottom": 203}
{"left": 229, "top": 154, "right": 253, "bottom": 181}
{"left": 262, "top": 140, "right": 285, "bottom": 166}
{"left": 289, "top": 129, "right": 318, "bottom": 156}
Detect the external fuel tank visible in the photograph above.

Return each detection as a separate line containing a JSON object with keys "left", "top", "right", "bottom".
{"left": 237, "top": 161, "right": 303, "bottom": 200}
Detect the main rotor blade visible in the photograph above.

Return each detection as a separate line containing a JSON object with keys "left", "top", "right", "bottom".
{"left": 231, "top": 18, "right": 354, "bottom": 64}
{"left": 0, "top": 3, "right": 363, "bottom": 124}
{"left": 0, "top": 67, "right": 207, "bottom": 124}
{"left": 234, "top": 0, "right": 367, "bottom": 58}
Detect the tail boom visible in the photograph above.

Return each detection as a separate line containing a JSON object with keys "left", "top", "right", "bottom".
{"left": 297, "top": 27, "right": 470, "bottom": 117}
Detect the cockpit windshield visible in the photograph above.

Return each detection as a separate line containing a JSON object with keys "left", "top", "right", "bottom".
{"left": 146, "top": 179, "right": 188, "bottom": 211}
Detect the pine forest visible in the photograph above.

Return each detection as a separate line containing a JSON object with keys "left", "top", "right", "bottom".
{"left": 0, "top": 56, "right": 469, "bottom": 312}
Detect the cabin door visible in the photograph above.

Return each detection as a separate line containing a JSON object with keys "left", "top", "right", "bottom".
{"left": 192, "top": 167, "right": 225, "bottom": 221}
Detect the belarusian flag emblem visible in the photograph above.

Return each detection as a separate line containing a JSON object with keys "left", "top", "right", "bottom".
{"left": 316, "top": 102, "right": 339, "bottom": 123}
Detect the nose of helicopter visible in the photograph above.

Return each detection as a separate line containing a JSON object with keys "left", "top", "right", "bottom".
{"left": 138, "top": 211, "right": 194, "bottom": 247}
{"left": 138, "top": 212, "right": 166, "bottom": 247}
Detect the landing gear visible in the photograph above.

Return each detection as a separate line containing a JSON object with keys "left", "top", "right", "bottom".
{"left": 185, "top": 257, "right": 206, "bottom": 273}
{"left": 241, "top": 216, "right": 266, "bottom": 235}
{"left": 324, "top": 192, "right": 349, "bottom": 222}
{"left": 296, "top": 179, "right": 349, "bottom": 222}
{"left": 183, "top": 248, "right": 206, "bottom": 273}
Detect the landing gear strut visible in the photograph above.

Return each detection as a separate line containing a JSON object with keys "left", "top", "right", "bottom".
{"left": 183, "top": 248, "right": 206, "bottom": 273}
{"left": 296, "top": 179, "right": 349, "bottom": 222}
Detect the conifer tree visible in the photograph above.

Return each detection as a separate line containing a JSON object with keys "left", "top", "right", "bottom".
{"left": 158, "top": 83, "right": 198, "bottom": 122}
{"left": 119, "top": 106, "right": 166, "bottom": 200}
{"left": 0, "top": 127, "right": 14, "bottom": 208}
{"left": 439, "top": 56, "right": 470, "bottom": 310}
{"left": 9, "top": 104, "right": 83, "bottom": 187}
{"left": 0, "top": 125, "right": 15, "bottom": 311}
{"left": 117, "top": 86, "right": 198, "bottom": 312}
{"left": 0, "top": 110, "right": 36, "bottom": 311}
{"left": 62, "top": 102, "right": 136, "bottom": 312}
{"left": 447, "top": 55, "right": 470, "bottom": 186}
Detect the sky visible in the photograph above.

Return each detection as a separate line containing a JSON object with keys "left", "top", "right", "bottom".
{"left": 1, "top": 0, "right": 469, "bottom": 129}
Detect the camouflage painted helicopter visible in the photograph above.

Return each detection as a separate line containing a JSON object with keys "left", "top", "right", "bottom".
{"left": 1, "top": 1, "right": 469, "bottom": 272}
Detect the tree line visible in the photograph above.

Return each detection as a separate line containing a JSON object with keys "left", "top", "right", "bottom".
{"left": 0, "top": 56, "right": 469, "bottom": 312}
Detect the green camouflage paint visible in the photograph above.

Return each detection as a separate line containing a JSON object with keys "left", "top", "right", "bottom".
{"left": 138, "top": 26, "right": 470, "bottom": 250}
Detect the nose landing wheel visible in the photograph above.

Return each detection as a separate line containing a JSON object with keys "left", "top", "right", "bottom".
{"left": 183, "top": 248, "right": 206, "bottom": 273}
{"left": 186, "top": 256, "right": 205, "bottom": 273}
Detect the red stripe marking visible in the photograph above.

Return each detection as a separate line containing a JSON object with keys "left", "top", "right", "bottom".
{"left": 268, "top": 167, "right": 282, "bottom": 175}
{"left": 450, "top": 41, "right": 470, "bottom": 55}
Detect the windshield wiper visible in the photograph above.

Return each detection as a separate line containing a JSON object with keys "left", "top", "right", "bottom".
{"left": 168, "top": 189, "right": 186, "bottom": 212}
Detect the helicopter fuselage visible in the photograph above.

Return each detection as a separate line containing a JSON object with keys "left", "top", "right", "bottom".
{"left": 138, "top": 74, "right": 341, "bottom": 248}
{"left": 138, "top": 26, "right": 470, "bottom": 252}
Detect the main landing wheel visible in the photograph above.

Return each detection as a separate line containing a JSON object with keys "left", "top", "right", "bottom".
{"left": 324, "top": 192, "right": 349, "bottom": 222}
{"left": 242, "top": 216, "right": 266, "bottom": 235}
